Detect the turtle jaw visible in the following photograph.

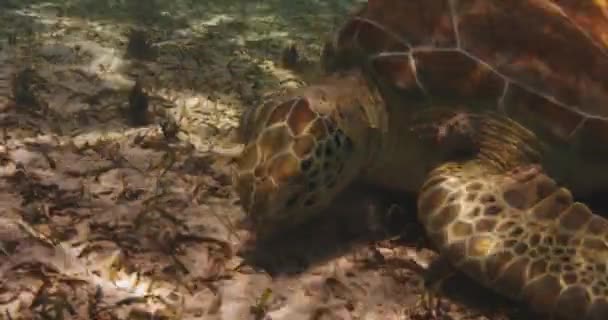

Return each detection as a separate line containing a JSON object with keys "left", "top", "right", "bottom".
{"left": 233, "top": 124, "right": 358, "bottom": 236}
{"left": 233, "top": 139, "right": 348, "bottom": 236}
{"left": 235, "top": 172, "right": 329, "bottom": 236}
{"left": 234, "top": 172, "right": 304, "bottom": 227}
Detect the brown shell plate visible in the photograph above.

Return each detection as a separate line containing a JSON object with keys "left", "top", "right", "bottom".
{"left": 324, "top": 0, "right": 608, "bottom": 161}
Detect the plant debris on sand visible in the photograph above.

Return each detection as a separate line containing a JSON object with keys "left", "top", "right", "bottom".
{"left": 0, "top": 1, "right": 534, "bottom": 319}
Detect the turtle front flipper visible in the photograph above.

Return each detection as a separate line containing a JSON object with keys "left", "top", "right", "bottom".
{"left": 417, "top": 160, "right": 608, "bottom": 320}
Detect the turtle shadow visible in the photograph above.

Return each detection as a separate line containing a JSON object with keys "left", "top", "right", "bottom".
{"left": 238, "top": 183, "right": 419, "bottom": 275}
{"left": 238, "top": 184, "right": 552, "bottom": 320}
{"left": 581, "top": 191, "right": 608, "bottom": 216}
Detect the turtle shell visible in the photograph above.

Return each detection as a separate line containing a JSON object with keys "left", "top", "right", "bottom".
{"left": 322, "top": 0, "right": 608, "bottom": 193}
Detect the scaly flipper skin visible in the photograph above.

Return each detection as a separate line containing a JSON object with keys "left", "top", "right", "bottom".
{"left": 418, "top": 161, "right": 608, "bottom": 319}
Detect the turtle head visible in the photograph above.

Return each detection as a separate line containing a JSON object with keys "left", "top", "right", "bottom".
{"left": 234, "top": 84, "right": 370, "bottom": 236}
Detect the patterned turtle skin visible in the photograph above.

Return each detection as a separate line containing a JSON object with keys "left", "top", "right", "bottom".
{"left": 234, "top": 1, "right": 608, "bottom": 319}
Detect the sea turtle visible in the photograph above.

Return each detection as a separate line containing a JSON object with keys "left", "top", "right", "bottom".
{"left": 234, "top": 0, "right": 608, "bottom": 319}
